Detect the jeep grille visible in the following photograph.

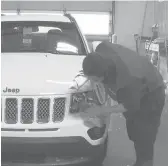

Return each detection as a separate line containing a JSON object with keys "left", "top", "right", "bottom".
{"left": 2, "top": 97, "right": 66, "bottom": 124}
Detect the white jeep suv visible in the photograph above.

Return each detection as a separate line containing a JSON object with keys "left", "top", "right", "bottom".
{"left": 1, "top": 14, "right": 115, "bottom": 165}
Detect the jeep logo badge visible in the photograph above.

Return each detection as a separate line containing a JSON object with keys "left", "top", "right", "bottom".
{"left": 3, "top": 87, "right": 20, "bottom": 94}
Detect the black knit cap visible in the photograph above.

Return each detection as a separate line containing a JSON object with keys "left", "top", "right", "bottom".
{"left": 82, "top": 52, "right": 108, "bottom": 77}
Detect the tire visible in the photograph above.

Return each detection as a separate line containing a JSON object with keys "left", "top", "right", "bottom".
{"left": 91, "top": 135, "right": 108, "bottom": 166}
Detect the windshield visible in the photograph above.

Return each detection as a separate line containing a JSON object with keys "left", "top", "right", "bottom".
{"left": 1, "top": 21, "right": 87, "bottom": 55}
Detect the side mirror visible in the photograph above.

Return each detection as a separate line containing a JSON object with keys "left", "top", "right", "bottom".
{"left": 91, "top": 41, "right": 101, "bottom": 52}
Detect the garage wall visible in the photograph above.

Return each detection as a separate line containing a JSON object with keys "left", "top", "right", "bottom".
{"left": 1, "top": 1, "right": 112, "bottom": 12}
{"left": 115, "top": 1, "right": 168, "bottom": 51}
{"left": 115, "top": 1, "right": 155, "bottom": 51}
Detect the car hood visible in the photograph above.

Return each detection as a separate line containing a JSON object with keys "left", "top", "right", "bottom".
{"left": 1, "top": 53, "right": 90, "bottom": 96}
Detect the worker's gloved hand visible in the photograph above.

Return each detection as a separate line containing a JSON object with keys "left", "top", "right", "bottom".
{"left": 78, "top": 106, "right": 104, "bottom": 118}
{"left": 79, "top": 104, "right": 126, "bottom": 119}
{"left": 77, "top": 106, "right": 109, "bottom": 128}
{"left": 71, "top": 100, "right": 98, "bottom": 119}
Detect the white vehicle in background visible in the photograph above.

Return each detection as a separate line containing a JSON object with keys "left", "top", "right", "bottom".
{"left": 1, "top": 13, "right": 115, "bottom": 166}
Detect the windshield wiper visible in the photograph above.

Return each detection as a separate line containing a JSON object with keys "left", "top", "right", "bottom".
{"left": 46, "top": 50, "right": 79, "bottom": 55}
{"left": 19, "top": 48, "right": 47, "bottom": 53}
{"left": 18, "top": 48, "right": 79, "bottom": 55}
{"left": 19, "top": 48, "right": 39, "bottom": 52}
{"left": 45, "top": 50, "right": 64, "bottom": 55}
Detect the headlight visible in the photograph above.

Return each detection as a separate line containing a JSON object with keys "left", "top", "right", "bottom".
{"left": 70, "top": 90, "right": 101, "bottom": 114}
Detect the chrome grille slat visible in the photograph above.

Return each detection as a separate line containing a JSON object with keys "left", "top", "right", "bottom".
{"left": 5, "top": 98, "right": 18, "bottom": 124}
{"left": 1, "top": 98, "right": 5, "bottom": 123}
{"left": 50, "top": 97, "right": 54, "bottom": 122}
{"left": 17, "top": 98, "right": 21, "bottom": 123}
{"left": 37, "top": 98, "right": 50, "bottom": 124}
{"left": 21, "top": 98, "right": 34, "bottom": 124}
{"left": 53, "top": 98, "right": 65, "bottom": 122}
{"left": 33, "top": 98, "right": 38, "bottom": 123}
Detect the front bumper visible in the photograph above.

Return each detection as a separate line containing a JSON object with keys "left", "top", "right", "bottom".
{"left": 1, "top": 115, "right": 109, "bottom": 165}
{"left": 1, "top": 105, "right": 110, "bottom": 165}
{"left": 1, "top": 113, "right": 109, "bottom": 144}
{"left": 1, "top": 136, "right": 105, "bottom": 165}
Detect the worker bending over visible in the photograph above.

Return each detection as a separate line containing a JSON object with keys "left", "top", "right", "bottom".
{"left": 81, "top": 41, "right": 166, "bottom": 166}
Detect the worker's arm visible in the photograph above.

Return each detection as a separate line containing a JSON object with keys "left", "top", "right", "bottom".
{"left": 101, "top": 80, "right": 143, "bottom": 115}
{"left": 77, "top": 77, "right": 144, "bottom": 118}
{"left": 80, "top": 85, "right": 126, "bottom": 117}
{"left": 76, "top": 103, "right": 126, "bottom": 120}
{"left": 77, "top": 86, "right": 141, "bottom": 119}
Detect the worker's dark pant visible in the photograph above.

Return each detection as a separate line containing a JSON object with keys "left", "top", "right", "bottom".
{"left": 123, "top": 86, "right": 165, "bottom": 166}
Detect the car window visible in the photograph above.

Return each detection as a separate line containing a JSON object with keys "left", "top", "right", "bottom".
{"left": 1, "top": 21, "right": 87, "bottom": 55}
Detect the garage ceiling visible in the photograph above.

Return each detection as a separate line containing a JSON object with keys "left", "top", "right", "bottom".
{"left": 1, "top": 1, "right": 112, "bottom": 12}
